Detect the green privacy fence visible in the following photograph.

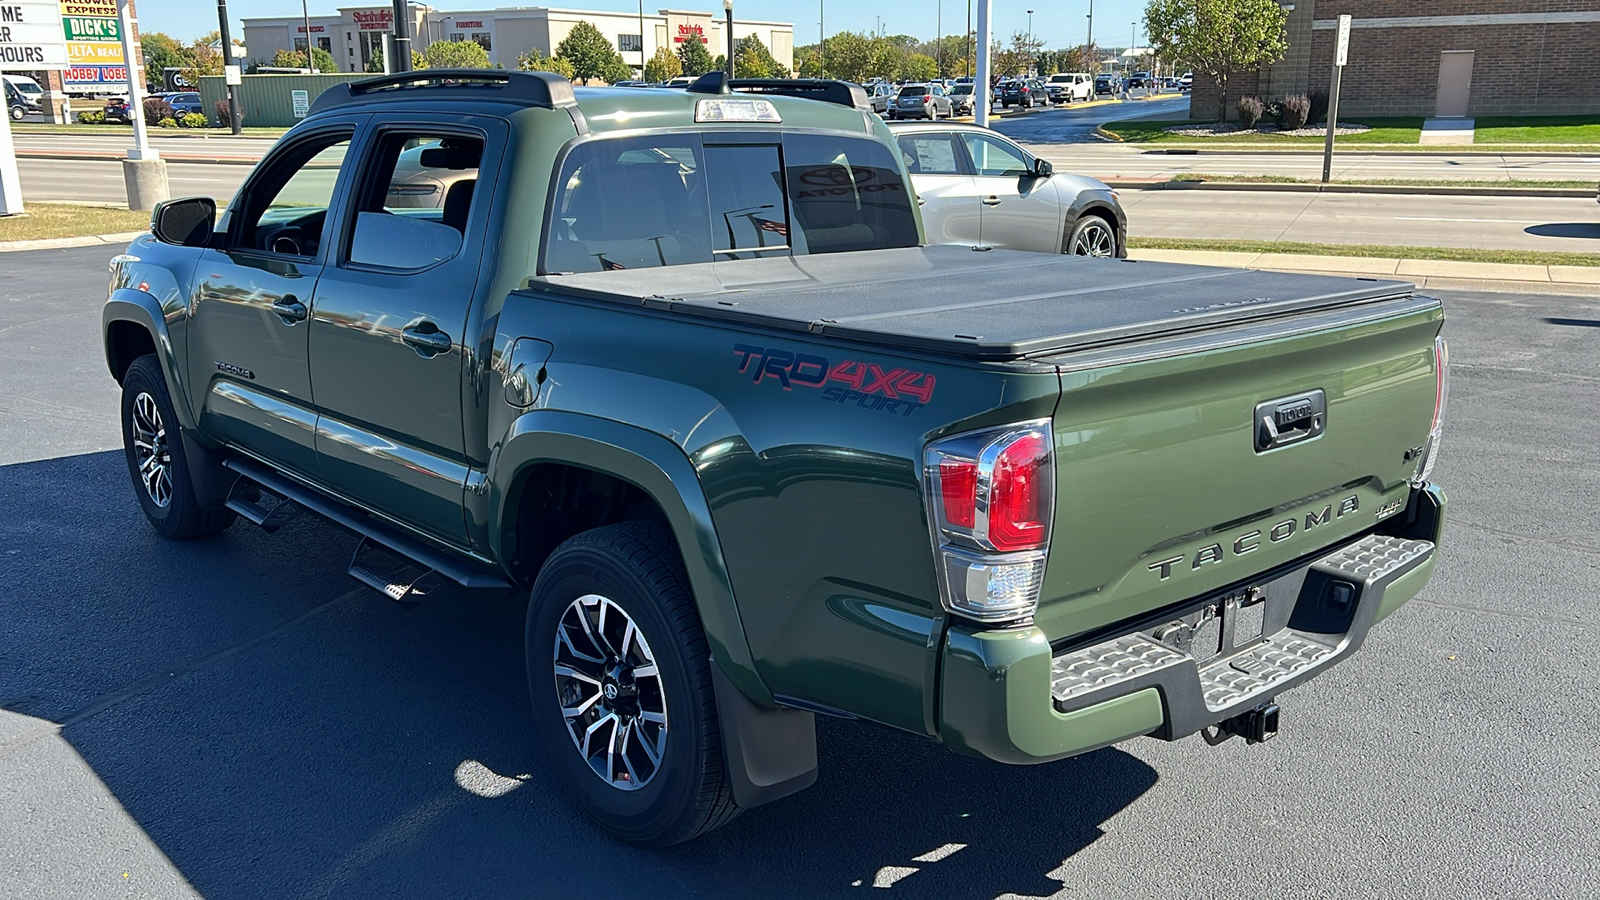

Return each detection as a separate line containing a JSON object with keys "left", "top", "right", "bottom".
{"left": 198, "top": 74, "right": 372, "bottom": 128}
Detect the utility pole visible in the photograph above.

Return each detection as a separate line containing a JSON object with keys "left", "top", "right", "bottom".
{"left": 937, "top": 0, "right": 942, "bottom": 78}
{"left": 119, "top": 0, "right": 168, "bottom": 209}
{"left": 974, "top": 0, "right": 991, "bottom": 125}
{"left": 819, "top": 0, "right": 825, "bottom": 77}
{"left": 216, "top": 0, "right": 242, "bottom": 134}
{"left": 1086, "top": 0, "right": 1094, "bottom": 54}
{"left": 966, "top": 0, "right": 972, "bottom": 77}
{"left": 724, "top": 0, "right": 735, "bottom": 77}
{"left": 301, "top": 0, "right": 312, "bottom": 67}
{"left": 391, "top": 0, "right": 412, "bottom": 72}
{"left": 639, "top": 0, "right": 646, "bottom": 76}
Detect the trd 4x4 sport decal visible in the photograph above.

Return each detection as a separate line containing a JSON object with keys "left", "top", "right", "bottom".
{"left": 733, "top": 344, "right": 935, "bottom": 417}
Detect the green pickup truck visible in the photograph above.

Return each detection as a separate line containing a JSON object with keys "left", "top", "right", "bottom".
{"left": 102, "top": 71, "right": 1449, "bottom": 846}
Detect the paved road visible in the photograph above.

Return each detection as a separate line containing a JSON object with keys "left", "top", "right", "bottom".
{"left": 2, "top": 246, "right": 1597, "bottom": 898}
{"left": 1120, "top": 188, "right": 1600, "bottom": 253}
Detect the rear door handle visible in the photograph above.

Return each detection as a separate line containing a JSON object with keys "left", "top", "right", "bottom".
{"left": 982, "top": 196, "right": 1002, "bottom": 206}
{"left": 401, "top": 322, "right": 453, "bottom": 358}
{"left": 271, "top": 295, "right": 308, "bottom": 325}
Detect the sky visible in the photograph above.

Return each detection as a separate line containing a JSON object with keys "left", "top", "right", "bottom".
{"left": 136, "top": 0, "right": 1152, "bottom": 50}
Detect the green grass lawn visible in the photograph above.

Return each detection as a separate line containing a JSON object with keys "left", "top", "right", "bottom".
{"left": 12, "top": 122, "right": 288, "bottom": 137}
{"left": 1103, "top": 115, "right": 1600, "bottom": 150}
{"left": 1129, "top": 237, "right": 1600, "bottom": 267}
{"left": 0, "top": 203, "right": 148, "bottom": 242}
{"left": 1171, "top": 173, "right": 1596, "bottom": 188}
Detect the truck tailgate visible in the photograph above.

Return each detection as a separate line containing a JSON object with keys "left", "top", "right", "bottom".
{"left": 1032, "top": 292, "right": 1444, "bottom": 643}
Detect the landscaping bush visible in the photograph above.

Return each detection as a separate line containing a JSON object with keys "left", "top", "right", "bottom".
{"left": 1237, "top": 94, "right": 1265, "bottom": 129}
{"left": 179, "top": 112, "right": 208, "bottom": 128}
{"left": 1265, "top": 98, "right": 1285, "bottom": 125}
{"left": 76, "top": 110, "right": 106, "bottom": 124}
{"left": 156, "top": 116, "right": 178, "bottom": 127}
{"left": 1283, "top": 94, "right": 1311, "bottom": 130}
{"left": 143, "top": 97, "right": 175, "bottom": 123}
{"left": 1308, "top": 90, "right": 1329, "bottom": 126}
{"left": 213, "top": 99, "right": 243, "bottom": 128}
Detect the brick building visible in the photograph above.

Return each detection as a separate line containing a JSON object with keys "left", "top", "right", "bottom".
{"left": 1189, "top": 1, "right": 1600, "bottom": 119}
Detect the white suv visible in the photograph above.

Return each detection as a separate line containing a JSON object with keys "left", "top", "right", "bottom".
{"left": 1046, "top": 72, "right": 1094, "bottom": 104}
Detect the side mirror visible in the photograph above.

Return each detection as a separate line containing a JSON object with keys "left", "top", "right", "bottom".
{"left": 1033, "top": 158, "right": 1054, "bottom": 178}
{"left": 151, "top": 196, "right": 215, "bottom": 247}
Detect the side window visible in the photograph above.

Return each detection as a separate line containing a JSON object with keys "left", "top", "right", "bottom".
{"left": 961, "top": 134, "right": 1031, "bottom": 177}
{"left": 705, "top": 144, "right": 789, "bottom": 260}
{"left": 235, "top": 133, "right": 353, "bottom": 257}
{"left": 896, "top": 133, "right": 963, "bottom": 175}
{"left": 545, "top": 137, "right": 712, "bottom": 274}
{"left": 344, "top": 131, "right": 483, "bottom": 271}
{"left": 784, "top": 133, "right": 919, "bottom": 255}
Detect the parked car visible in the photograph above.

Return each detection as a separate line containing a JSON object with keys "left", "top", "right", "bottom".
{"left": 866, "top": 81, "right": 897, "bottom": 114}
{"left": 4, "top": 74, "right": 42, "bottom": 121}
{"left": 1179, "top": 71, "right": 1193, "bottom": 91}
{"left": 105, "top": 69, "right": 1449, "bottom": 852}
{"left": 1129, "top": 72, "right": 1150, "bottom": 90}
{"left": 1045, "top": 72, "right": 1094, "bottom": 104}
{"left": 999, "top": 79, "right": 1040, "bottom": 108}
{"left": 1094, "top": 73, "right": 1122, "bottom": 95}
{"left": 103, "top": 96, "right": 133, "bottom": 123}
{"left": 948, "top": 82, "right": 976, "bottom": 115}
{"left": 886, "top": 83, "right": 952, "bottom": 120}
{"left": 160, "top": 92, "right": 203, "bottom": 115}
{"left": 889, "top": 121, "right": 1126, "bottom": 257}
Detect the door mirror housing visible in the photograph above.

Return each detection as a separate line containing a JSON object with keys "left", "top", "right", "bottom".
{"left": 151, "top": 196, "right": 216, "bottom": 247}
{"left": 1032, "top": 158, "right": 1054, "bottom": 178}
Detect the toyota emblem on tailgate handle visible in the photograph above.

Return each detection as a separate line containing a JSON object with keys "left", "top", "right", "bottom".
{"left": 1254, "top": 389, "right": 1326, "bottom": 452}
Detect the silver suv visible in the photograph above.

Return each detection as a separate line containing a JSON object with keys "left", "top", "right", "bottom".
{"left": 887, "top": 83, "right": 953, "bottom": 120}
{"left": 889, "top": 121, "right": 1126, "bottom": 257}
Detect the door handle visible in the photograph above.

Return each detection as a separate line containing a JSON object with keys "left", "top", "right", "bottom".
{"left": 982, "top": 196, "right": 1002, "bottom": 206}
{"left": 271, "top": 295, "right": 308, "bottom": 325}
{"left": 401, "top": 322, "right": 453, "bottom": 358}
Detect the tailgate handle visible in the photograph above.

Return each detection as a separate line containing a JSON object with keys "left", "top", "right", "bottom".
{"left": 1255, "top": 390, "right": 1326, "bottom": 452}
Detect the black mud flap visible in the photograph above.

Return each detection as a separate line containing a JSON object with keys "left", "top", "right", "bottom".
{"left": 710, "top": 662, "right": 818, "bottom": 809}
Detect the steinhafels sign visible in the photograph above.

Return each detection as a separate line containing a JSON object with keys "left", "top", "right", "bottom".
{"left": 666, "top": 12, "right": 713, "bottom": 46}
{"left": 674, "top": 23, "right": 705, "bottom": 44}
{"left": 351, "top": 8, "right": 393, "bottom": 31}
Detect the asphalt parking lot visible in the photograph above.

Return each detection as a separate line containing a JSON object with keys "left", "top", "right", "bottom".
{"left": 1, "top": 246, "right": 1597, "bottom": 899}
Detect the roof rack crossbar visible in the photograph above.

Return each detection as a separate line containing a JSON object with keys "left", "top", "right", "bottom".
{"left": 727, "top": 78, "right": 871, "bottom": 112}
{"left": 308, "top": 69, "right": 576, "bottom": 115}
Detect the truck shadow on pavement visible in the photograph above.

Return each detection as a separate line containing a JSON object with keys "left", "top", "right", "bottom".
{"left": 1524, "top": 223, "right": 1600, "bottom": 239}
{"left": 2, "top": 451, "right": 1158, "bottom": 900}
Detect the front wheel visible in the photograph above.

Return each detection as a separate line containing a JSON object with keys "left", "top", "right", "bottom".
{"left": 120, "top": 355, "right": 235, "bottom": 539}
{"left": 9, "top": 105, "right": 23, "bottom": 121}
{"left": 1066, "top": 214, "right": 1118, "bottom": 257}
{"left": 526, "top": 521, "right": 739, "bottom": 846}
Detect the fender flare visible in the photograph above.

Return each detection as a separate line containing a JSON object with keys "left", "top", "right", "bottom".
{"left": 489, "top": 409, "right": 773, "bottom": 708}
{"left": 1062, "top": 195, "right": 1127, "bottom": 257}
{"left": 102, "top": 287, "right": 196, "bottom": 431}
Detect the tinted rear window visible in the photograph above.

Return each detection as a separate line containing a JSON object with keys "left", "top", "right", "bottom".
{"left": 542, "top": 133, "right": 918, "bottom": 274}
{"left": 900, "top": 86, "right": 927, "bottom": 96}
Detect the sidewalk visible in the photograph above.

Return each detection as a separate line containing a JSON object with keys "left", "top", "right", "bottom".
{"left": 1128, "top": 248, "right": 1600, "bottom": 297}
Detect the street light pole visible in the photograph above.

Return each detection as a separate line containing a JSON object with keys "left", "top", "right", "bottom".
{"left": 966, "top": 0, "right": 972, "bottom": 77}
{"left": 937, "top": 0, "right": 942, "bottom": 78}
{"left": 819, "top": 0, "right": 825, "bottom": 77}
{"left": 1027, "top": 9, "right": 1033, "bottom": 76}
{"left": 391, "top": 0, "right": 412, "bottom": 72}
{"left": 639, "top": 0, "right": 646, "bottom": 76}
{"left": 1086, "top": 0, "right": 1094, "bottom": 54}
{"left": 724, "top": 0, "right": 735, "bottom": 77}
{"left": 217, "top": 0, "right": 242, "bottom": 134}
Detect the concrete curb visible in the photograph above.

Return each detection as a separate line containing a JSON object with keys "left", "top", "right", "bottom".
{"left": 1132, "top": 146, "right": 1600, "bottom": 158}
{"left": 0, "top": 231, "right": 145, "bottom": 253}
{"left": 1128, "top": 247, "right": 1600, "bottom": 297}
{"left": 1103, "top": 180, "right": 1595, "bottom": 198}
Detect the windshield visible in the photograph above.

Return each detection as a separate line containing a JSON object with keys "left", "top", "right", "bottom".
{"left": 10, "top": 81, "right": 41, "bottom": 96}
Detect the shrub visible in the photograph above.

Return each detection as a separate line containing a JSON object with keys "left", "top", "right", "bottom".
{"left": 1308, "top": 90, "right": 1329, "bottom": 126}
{"left": 213, "top": 99, "right": 243, "bottom": 127}
{"left": 77, "top": 110, "right": 106, "bottom": 124}
{"left": 179, "top": 112, "right": 208, "bottom": 128}
{"left": 1283, "top": 94, "right": 1311, "bottom": 130}
{"left": 156, "top": 116, "right": 178, "bottom": 127}
{"left": 1237, "top": 94, "right": 1264, "bottom": 129}
{"left": 1265, "top": 98, "right": 1284, "bottom": 125}
{"left": 143, "top": 96, "right": 175, "bottom": 123}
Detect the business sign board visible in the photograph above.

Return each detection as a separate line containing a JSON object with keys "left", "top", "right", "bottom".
{"left": 0, "top": 1, "right": 70, "bottom": 69}
{"left": 291, "top": 88, "right": 309, "bottom": 117}
{"left": 351, "top": 8, "right": 393, "bottom": 31}
{"left": 58, "top": 0, "right": 124, "bottom": 89}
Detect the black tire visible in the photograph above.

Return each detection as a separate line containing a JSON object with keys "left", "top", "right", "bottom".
{"left": 9, "top": 105, "right": 23, "bottom": 121}
{"left": 120, "top": 355, "right": 235, "bottom": 540}
{"left": 526, "top": 521, "right": 739, "bottom": 846}
{"left": 1065, "top": 213, "right": 1118, "bottom": 258}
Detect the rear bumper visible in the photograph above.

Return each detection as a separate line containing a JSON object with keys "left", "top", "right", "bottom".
{"left": 938, "top": 484, "right": 1445, "bottom": 764}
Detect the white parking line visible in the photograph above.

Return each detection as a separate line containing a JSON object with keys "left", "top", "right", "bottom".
{"left": 1394, "top": 216, "right": 1547, "bottom": 224}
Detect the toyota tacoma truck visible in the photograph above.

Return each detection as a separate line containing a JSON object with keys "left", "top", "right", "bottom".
{"left": 102, "top": 70, "right": 1449, "bottom": 846}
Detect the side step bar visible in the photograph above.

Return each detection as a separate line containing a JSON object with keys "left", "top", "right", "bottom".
{"left": 224, "top": 457, "right": 516, "bottom": 604}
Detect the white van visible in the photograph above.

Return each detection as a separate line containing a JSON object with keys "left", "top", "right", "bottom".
{"left": 4, "top": 74, "right": 44, "bottom": 120}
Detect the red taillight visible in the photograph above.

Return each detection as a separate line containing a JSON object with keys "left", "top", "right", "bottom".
{"left": 939, "top": 458, "right": 977, "bottom": 529}
{"left": 988, "top": 432, "right": 1050, "bottom": 551}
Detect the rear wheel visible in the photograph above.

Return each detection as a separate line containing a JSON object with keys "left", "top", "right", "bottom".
{"left": 120, "top": 355, "right": 235, "bottom": 540}
{"left": 526, "top": 521, "right": 739, "bottom": 846}
{"left": 1066, "top": 214, "right": 1118, "bottom": 257}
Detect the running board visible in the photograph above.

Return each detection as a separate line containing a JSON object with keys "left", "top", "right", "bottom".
{"left": 223, "top": 457, "right": 516, "bottom": 603}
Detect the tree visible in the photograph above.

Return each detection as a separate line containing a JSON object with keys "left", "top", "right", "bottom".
{"left": 517, "top": 48, "right": 576, "bottom": 79}
{"left": 599, "top": 52, "right": 634, "bottom": 84}
{"left": 677, "top": 34, "right": 715, "bottom": 76}
{"left": 179, "top": 42, "right": 224, "bottom": 87}
{"left": 643, "top": 45, "right": 682, "bottom": 83}
{"left": 267, "top": 47, "right": 337, "bottom": 73}
{"left": 1144, "top": 0, "right": 1288, "bottom": 121}
{"left": 821, "top": 32, "right": 902, "bottom": 84}
{"left": 794, "top": 46, "right": 823, "bottom": 78}
{"left": 901, "top": 52, "right": 937, "bottom": 83}
{"left": 735, "top": 43, "right": 772, "bottom": 78}
{"left": 712, "top": 54, "right": 728, "bottom": 75}
{"left": 365, "top": 45, "right": 385, "bottom": 73}
{"left": 735, "top": 33, "right": 788, "bottom": 78}
{"left": 421, "top": 39, "right": 493, "bottom": 69}
{"left": 556, "top": 21, "right": 624, "bottom": 83}
{"left": 141, "top": 32, "right": 190, "bottom": 89}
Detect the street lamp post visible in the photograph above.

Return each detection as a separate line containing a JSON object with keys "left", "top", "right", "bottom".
{"left": 1086, "top": 0, "right": 1094, "bottom": 53}
{"left": 819, "top": 0, "right": 825, "bottom": 77}
{"left": 639, "top": 0, "right": 646, "bottom": 76}
{"left": 301, "top": 0, "right": 313, "bottom": 68}
{"left": 724, "top": 0, "right": 735, "bottom": 77}
{"left": 1027, "top": 9, "right": 1033, "bottom": 76}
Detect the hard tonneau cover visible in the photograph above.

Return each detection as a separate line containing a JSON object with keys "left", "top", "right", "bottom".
{"left": 535, "top": 245, "right": 1416, "bottom": 361}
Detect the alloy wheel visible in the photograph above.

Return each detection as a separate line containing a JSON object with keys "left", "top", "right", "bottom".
{"left": 552, "top": 593, "right": 668, "bottom": 791}
{"left": 1070, "top": 219, "right": 1117, "bottom": 257}
{"left": 130, "top": 391, "right": 173, "bottom": 507}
